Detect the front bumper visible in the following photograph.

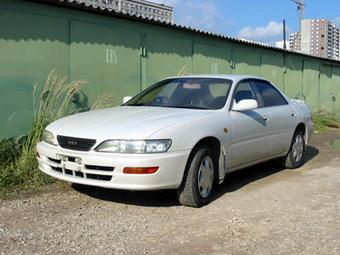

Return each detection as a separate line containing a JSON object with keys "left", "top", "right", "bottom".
{"left": 36, "top": 141, "right": 190, "bottom": 190}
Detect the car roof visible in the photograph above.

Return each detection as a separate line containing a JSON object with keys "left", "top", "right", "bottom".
{"left": 164, "top": 74, "right": 267, "bottom": 83}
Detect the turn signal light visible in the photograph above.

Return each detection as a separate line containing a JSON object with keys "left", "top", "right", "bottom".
{"left": 123, "top": 167, "right": 159, "bottom": 174}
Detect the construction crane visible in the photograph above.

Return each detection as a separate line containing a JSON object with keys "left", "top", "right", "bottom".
{"left": 290, "top": 0, "right": 305, "bottom": 29}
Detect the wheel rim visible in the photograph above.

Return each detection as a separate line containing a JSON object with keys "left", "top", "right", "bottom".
{"left": 197, "top": 156, "right": 214, "bottom": 199}
{"left": 292, "top": 134, "right": 304, "bottom": 162}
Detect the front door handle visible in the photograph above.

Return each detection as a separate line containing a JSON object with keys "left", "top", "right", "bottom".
{"left": 263, "top": 117, "right": 270, "bottom": 122}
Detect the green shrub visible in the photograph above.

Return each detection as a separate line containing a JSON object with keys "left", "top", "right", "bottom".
{"left": 0, "top": 138, "right": 22, "bottom": 165}
{"left": 313, "top": 111, "right": 340, "bottom": 132}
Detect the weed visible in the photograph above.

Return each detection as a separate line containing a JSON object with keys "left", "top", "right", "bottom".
{"left": 313, "top": 110, "right": 340, "bottom": 132}
{"left": 0, "top": 71, "right": 115, "bottom": 192}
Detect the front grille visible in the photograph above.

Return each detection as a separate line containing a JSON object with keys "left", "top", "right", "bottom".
{"left": 65, "top": 169, "right": 73, "bottom": 176}
{"left": 50, "top": 165, "right": 112, "bottom": 182}
{"left": 51, "top": 166, "right": 62, "bottom": 173}
{"left": 86, "top": 173, "right": 112, "bottom": 181}
{"left": 75, "top": 171, "right": 84, "bottom": 178}
{"left": 57, "top": 136, "right": 96, "bottom": 151}
{"left": 48, "top": 157, "right": 61, "bottom": 164}
{"left": 85, "top": 165, "right": 114, "bottom": 172}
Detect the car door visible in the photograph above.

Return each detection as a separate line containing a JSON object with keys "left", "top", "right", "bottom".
{"left": 253, "top": 80, "right": 298, "bottom": 156}
{"left": 229, "top": 79, "right": 271, "bottom": 168}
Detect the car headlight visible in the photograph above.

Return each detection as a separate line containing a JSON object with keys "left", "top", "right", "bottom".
{"left": 42, "top": 130, "right": 58, "bottom": 146}
{"left": 95, "top": 139, "right": 172, "bottom": 153}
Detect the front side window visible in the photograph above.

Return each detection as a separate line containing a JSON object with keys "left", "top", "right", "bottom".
{"left": 254, "top": 81, "right": 288, "bottom": 107}
{"left": 125, "top": 78, "right": 233, "bottom": 110}
{"left": 232, "top": 80, "right": 262, "bottom": 107}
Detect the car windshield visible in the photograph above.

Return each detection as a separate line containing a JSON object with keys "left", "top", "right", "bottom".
{"left": 125, "top": 78, "right": 233, "bottom": 110}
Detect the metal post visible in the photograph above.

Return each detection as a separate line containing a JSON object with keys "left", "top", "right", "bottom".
{"left": 283, "top": 19, "right": 287, "bottom": 50}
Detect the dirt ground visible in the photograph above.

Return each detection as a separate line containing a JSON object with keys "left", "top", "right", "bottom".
{"left": 0, "top": 130, "right": 339, "bottom": 255}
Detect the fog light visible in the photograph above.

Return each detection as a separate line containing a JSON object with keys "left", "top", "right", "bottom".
{"left": 123, "top": 167, "right": 159, "bottom": 174}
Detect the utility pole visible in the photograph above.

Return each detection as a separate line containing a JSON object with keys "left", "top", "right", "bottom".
{"left": 283, "top": 19, "right": 287, "bottom": 50}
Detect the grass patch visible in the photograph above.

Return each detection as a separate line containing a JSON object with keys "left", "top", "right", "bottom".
{"left": 0, "top": 71, "right": 115, "bottom": 195}
{"left": 313, "top": 111, "right": 340, "bottom": 133}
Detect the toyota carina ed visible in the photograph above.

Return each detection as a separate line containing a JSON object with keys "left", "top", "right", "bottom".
{"left": 37, "top": 75, "right": 313, "bottom": 207}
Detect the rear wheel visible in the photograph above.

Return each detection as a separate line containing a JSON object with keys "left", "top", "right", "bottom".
{"left": 177, "top": 145, "right": 215, "bottom": 207}
{"left": 283, "top": 130, "right": 305, "bottom": 169}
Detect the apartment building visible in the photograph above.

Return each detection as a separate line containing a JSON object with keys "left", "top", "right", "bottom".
{"left": 289, "top": 32, "right": 301, "bottom": 52}
{"left": 75, "top": 0, "right": 174, "bottom": 23}
{"left": 300, "top": 19, "right": 340, "bottom": 60}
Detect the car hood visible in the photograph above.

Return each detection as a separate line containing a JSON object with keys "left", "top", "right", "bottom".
{"left": 47, "top": 106, "right": 214, "bottom": 141}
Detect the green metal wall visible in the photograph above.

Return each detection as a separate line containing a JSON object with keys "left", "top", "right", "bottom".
{"left": 0, "top": 0, "right": 340, "bottom": 139}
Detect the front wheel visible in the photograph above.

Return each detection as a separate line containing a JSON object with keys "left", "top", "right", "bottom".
{"left": 283, "top": 130, "right": 305, "bottom": 169}
{"left": 177, "top": 145, "right": 215, "bottom": 207}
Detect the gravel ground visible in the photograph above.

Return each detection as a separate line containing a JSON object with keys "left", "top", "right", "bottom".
{"left": 0, "top": 130, "right": 340, "bottom": 255}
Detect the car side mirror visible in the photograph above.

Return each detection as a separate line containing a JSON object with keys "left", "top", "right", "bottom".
{"left": 232, "top": 99, "right": 258, "bottom": 111}
{"left": 122, "top": 96, "right": 133, "bottom": 104}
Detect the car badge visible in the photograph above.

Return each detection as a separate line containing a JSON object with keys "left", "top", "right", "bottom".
{"left": 68, "top": 140, "right": 78, "bottom": 146}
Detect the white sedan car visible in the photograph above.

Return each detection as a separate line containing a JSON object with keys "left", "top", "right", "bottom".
{"left": 37, "top": 75, "right": 312, "bottom": 207}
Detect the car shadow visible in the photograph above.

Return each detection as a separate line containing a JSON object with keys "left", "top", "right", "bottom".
{"left": 72, "top": 145, "right": 319, "bottom": 207}
{"left": 72, "top": 184, "right": 179, "bottom": 207}
{"left": 213, "top": 145, "right": 319, "bottom": 200}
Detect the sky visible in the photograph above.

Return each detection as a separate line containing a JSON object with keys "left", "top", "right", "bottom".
{"left": 149, "top": 0, "right": 340, "bottom": 45}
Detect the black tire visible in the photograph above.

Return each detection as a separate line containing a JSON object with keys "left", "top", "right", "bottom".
{"left": 283, "top": 130, "right": 305, "bottom": 169}
{"left": 177, "top": 145, "right": 216, "bottom": 207}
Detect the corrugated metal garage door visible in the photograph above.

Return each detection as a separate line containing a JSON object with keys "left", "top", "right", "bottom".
{"left": 193, "top": 43, "right": 231, "bottom": 74}
{"left": 332, "top": 67, "right": 340, "bottom": 116}
{"left": 261, "top": 54, "right": 284, "bottom": 90}
{"left": 232, "top": 47, "right": 261, "bottom": 76}
{"left": 319, "top": 64, "right": 332, "bottom": 112}
{"left": 303, "top": 61, "right": 320, "bottom": 111}
{"left": 0, "top": 9, "right": 68, "bottom": 139}
{"left": 143, "top": 33, "right": 192, "bottom": 88}
{"left": 284, "top": 55, "right": 303, "bottom": 100}
{"left": 70, "top": 20, "right": 141, "bottom": 106}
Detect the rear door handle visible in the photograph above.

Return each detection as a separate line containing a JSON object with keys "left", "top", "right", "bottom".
{"left": 290, "top": 112, "right": 297, "bottom": 117}
{"left": 263, "top": 117, "right": 270, "bottom": 122}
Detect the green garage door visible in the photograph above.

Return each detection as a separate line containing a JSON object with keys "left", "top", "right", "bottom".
{"left": 261, "top": 54, "right": 284, "bottom": 90}
{"left": 0, "top": 9, "right": 68, "bottom": 139}
{"left": 319, "top": 64, "right": 332, "bottom": 111}
{"left": 303, "top": 61, "right": 320, "bottom": 111}
{"left": 193, "top": 43, "right": 231, "bottom": 74}
{"left": 143, "top": 34, "right": 192, "bottom": 88}
{"left": 70, "top": 21, "right": 141, "bottom": 107}
{"left": 232, "top": 47, "right": 261, "bottom": 76}
{"left": 284, "top": 55, "right": 303, "bottom": 99}
{"left": 332, "top": 67, "right": 340, "bottom": 116}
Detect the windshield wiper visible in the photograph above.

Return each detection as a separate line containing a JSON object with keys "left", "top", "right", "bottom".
{"left": 127, "top": 104, "right": 211, "bottom": 110}
{"left": 166, "top": 105, "right": 212, "bottom": 110}
{"left": 127, "top": 103, "right": 148, "bottom": 106}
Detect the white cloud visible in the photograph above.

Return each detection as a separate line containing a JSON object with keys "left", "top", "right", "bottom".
{"left": 333, "top": 16, "right": 340, "bottom": 27}
{"left": 148, "top": 0, "right": 231, "bottom": 34}
{"left": 237, "top": 21, "right": 290, "bottom": 44}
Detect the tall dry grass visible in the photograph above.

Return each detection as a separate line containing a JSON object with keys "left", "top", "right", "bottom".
{"left": 0, "top": 71, "right": 115, "bottom": 191}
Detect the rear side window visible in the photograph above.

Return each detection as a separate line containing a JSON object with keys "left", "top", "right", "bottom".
{"left": 254, "top": 81, "right": 288, "bottom": 107}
